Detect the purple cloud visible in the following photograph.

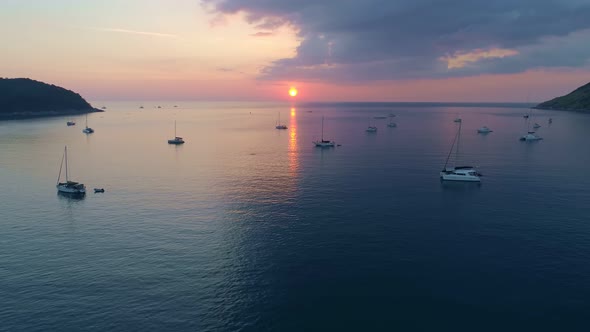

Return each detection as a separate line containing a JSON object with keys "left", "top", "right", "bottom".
{"left": 202, "top": 0, "right": 590, "bottom": 81}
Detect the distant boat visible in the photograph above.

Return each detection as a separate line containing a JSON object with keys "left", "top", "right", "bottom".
{"left": 167, "top": 120, "right": 185, "bottom": 145}
{"left": 275, "top": 112, "right": 287, "bottom": 130}
{"left": 101, "top": 106, "right": 107, "bottom": 110}
{"left": 174, "top": 105, "right": 178, "bottom": 108}
{"left": 82, "top": 114, "right": 94, "bottom": 134}
{"left": 520, "top": 131, "right": 543, "bottom": 141}
{"left": 440, "top": 122, "right": 482, "bottom": 182}
{"left": 157, "top": 106, "right": 162, "bottom": 109}
{"left": 548, "top": 118, "right": 553, "bottom": 124}
{"left": 94, "top": 188, "right": 105, "bottom": 193}
{"left": 454, "top": 118, "right": 462, "bottom": 123}
{"left": 366, "top": 117, "right": 377, "bottom": 132}
{"left": 139, "top": 106, "right": 144, "bottom": 109}
{"left": 387, "top": 114, "right": 397, "bottom": 128}
{"left": 477, "top": 126, "right": 492, "bottom": 133}
{"left": 523, "top": 114, "right": 529, "bottom": 119}
{"left": 67, "top": 120, "right": 76, "bottom": 126}
{"left": 56, "top": 146, "right": 86, "bottom": 195}
{"left": 313, "top": 116, "right": 336, "bottom": 147}
{"left": 533, "top": 123, "right": 541, "bottom": 129}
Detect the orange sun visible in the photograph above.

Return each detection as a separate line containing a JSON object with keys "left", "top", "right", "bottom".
{"left": 289, "top": 87, "right": 298, "bottom": 97}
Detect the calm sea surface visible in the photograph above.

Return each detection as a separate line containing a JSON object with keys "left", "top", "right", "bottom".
{"left": 1, "top": 102, "right": 589, "bottom": 331}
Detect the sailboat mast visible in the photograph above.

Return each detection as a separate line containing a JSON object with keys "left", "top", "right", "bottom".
{"left": 456, "top": 121, "right": 461, "bottom": 164}
{"left": 174, "top": 120, "right": 177, "bottom": 137}
{"left": 57, "top": 147, "right": 65, "bottom": 184}
{"left": 65, "top": 146, "right": 69, "bottom": 182}
{"left": 321, "top": 116, "right": 324, "bottom": 141}
{"left": 443, "top": 123, "right": 461, "bottom": 170}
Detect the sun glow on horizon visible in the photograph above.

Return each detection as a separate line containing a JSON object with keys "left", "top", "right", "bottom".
{"left": 289, "top": 87, "right": 298, "bottom": 97}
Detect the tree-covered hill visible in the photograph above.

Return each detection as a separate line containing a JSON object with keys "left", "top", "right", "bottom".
{"left": 535, "top": 82, "right": 590, "bottom": 111}
{"left": 0, "top": 78, "right": 100, "bottom": 119}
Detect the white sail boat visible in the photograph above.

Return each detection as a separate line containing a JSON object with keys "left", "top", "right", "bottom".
{"left": 82, "top": 114, "right": 94, "bottom": 134}
{"left": 56, "top": 146, "right": 86, "bottom": 195}
{"left": 440, "top": 121, "right": 482, "bottom": 182}
{"left": 167, "top": 120, "right": 185, "bottom": 144}
{"left": 275, "top": 112, "right": 287, "bottom": 129}
{"left": 387, "top": 114, "right": 397, "bottom": 128}
{"left": 313, "top": 116, "right": 336, "bottom": 147}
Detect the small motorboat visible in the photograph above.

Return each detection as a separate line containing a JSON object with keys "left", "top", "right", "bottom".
{"left": 523, "top": 114, "right": 529, "bottom": 119}
{"left": 533, "top": 123, "right": 541, "bottom": 129}
{"left": 387, "top": 122, "right": 397, "bottom": 128}
{"left": 366, "top": 126, "right": 378, "bottom": 132}
{"left": 477, "top": 126, "right": 493, "bottom": 133}
{"left": 94, "top": 188, "right": 105, "bottom": 193}
{"left": 454, "top": 118, "right": 462, "bottom": 123}
{"left": 548, "top": 118, "right": 553, "bottom": 124}
{"left": 67, "top": 121, "right": 76, "bottom": 126}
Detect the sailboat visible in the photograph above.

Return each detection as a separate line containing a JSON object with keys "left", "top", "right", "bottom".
{"left": 387, "top": 114, "right": 397, "bottom": 128}
{"left": 56, "top": 146, "right": 86, "bottom": 195}
{"left": 275, "top": 112, "right": 287, "bottom": 129}
{"left": 82, "top": 114, "right": 94, "bottom": 134}
{"left": 168, "top": 120, "right": 185, "bottom": 144}
{"left": 313, "top": 116, "right": 336, "bottom": 147}
{"left": 366, "top": 117, "right": 377, "bottom": 132}
{"left": 440, "top": 121, "right": 482, "bottom": 182}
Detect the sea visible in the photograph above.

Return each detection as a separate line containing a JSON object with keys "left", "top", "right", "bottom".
{"left": 1, "top": 102, "right": 589, "bottom": 331}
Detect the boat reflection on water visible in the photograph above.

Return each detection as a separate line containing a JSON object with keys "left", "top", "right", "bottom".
{"left": 440, "top": 180, "right": 482, "bottom": 192}
{"left": 57, "top": 190, "right": 86, "bottom": 200}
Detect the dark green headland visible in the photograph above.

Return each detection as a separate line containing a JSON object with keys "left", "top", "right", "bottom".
{"left": 0, "top": 78, "right": 102, "bottom": 120}
{"left": 535, "top": 81, "right": 590, "bottom": 112}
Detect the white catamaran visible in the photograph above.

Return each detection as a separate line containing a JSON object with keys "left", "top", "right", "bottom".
{"left": 56, "top": 146, "right": 86, "bottom": 195}
{"left": 168, "top": 120, "right": 185, "bottom": 145}
{"left": 440, "top": 122, "right": 482, "bottom": 182}
{"left": 82, "top": 114, "right": 94, "bottom": 134}
{"left": 313, "top": 116, "right": 336, "bottom": 147}
{"left": 275, "top": 112, "right": 287, "bottom": 130}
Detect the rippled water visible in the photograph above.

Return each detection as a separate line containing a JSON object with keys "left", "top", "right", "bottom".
{"left": 1, "top": 102, "right": 589, "bottom": 331}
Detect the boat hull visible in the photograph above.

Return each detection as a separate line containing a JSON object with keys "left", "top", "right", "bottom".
{"left": 440, "top": 172, "right": 481, "bottom": 182}
{"left": 168, "top": 140, "right": 184, "bottom": 145}
{"left": 57, "top": 185, "right": 86, "bottom": 195}
{"left": 314, "top": 141, "right": 335, "bottom": 147}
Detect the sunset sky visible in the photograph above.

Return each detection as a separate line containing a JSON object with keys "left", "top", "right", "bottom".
{"left": 2, "top": 0, "right": 590, "bottom": 102}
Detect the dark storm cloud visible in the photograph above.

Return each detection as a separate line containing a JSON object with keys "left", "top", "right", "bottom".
{"left": 202, "top": 0, "right": 590, "bottom": 81}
